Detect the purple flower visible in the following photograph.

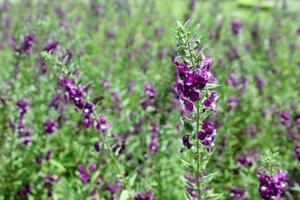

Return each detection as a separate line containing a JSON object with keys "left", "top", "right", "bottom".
{"left": 297, "top": 27, "right": 300, "bottom": 36}
{"left": 230, "top": 187, "right": 245, "bottom": 200}
{"left": 43, "top": 41, "right": 59, "bottom": 53}
{"left": 78, "top": 164, "right": 89, "bottom": 185}
{"left": 296, "top": 118, "right": 300, "bottom": 130}
{"left": 44, "top": 120, "right": 58, "bottom": 135}
{"left": 88, "top": 163, "right": 97, "bottom": 172}
{"left": 236, "top": 149, "right": 258, "bottom": 167}
{"left": 295, "top": 143, "right": 300, "bottom": 160}
{"left": 231, "top": 20, "right": 242, "bottom": 35}
{"left": 154, "top": 26, "right": 164, "bottom": 37}
{"left": 227, "top": 97, "right": 239, "bottom": 111}
{"left": 182, "top": 135, "right": 192, "bottom": 149}
{"left": 203, "top": 57, "right": 213, "bottom": 71}
{"left": 106, "top": 179, "right": 121, "bottom": 197}
{"left": 203, "top": 91, "right": 217, "bottom": 113}
{"left": 197, "top": 121, "right": 217, "bottom": 149}
{"left": 280, "top": 111, "right": 291, "bottom": 128}
{"left": 22, "top": 129, "right": 32, "bottom": 145}
{"left": 255, "top": 75, "right": 265, "bottom": 94}
{"left": 21, "top": 33, "right": 35, "bottom": 54}
{"left": 257, "top": 170, "right": 288, "bottom": 200}
{"left": 17, "top": 184, "right": 33, "bottom": 197}
{"left": 134, "top": 191, "right": 154, "bottom": 200}
{"left": 17, "top": 100, "right": 28, "bottom": 114}
{"left": 141, "top": 83, "right": 156, "bottom": 110}
{"left": 96, "top": 115, "right": 110, "bottom": 133}
{"left": 149, "top": 123, "right": 159, "bottom": 153}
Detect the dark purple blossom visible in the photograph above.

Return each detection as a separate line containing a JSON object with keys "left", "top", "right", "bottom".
{"left": 149, "top": 123, "right": 159, "bottom": 153}
{"left": 134, "top": 191, "right": 154, "bottom": 200}
{"left": 257, "top": 170, "right": 288, "bottom": 200}
{"left": 197, "top": 121, "right": 217, "bottom": 149}
{"left": 255, "top": 75, "right": 265, "bottom": 94}
{"left": 203, "top": 91, "right": 217, "bottom": 113}
{"left": 17, "top": 184, "right": 33, "bottom": 197}
{"left": 140, "top": 83, "right": 156, "bottom": 110}
{"left": 21, "top": 33, "right": 35, "bottom": 54}
{"left": 280, "top": 111, "right": 291, "bottom": 128}
{"left": 236, "top": 149, "right": 258, "bottom": 167}
{"left": 182, "top": 135, "right": 192, "bottom": 149}
{"left": 231, "top": 20, "right": 242, "bottom": 35}
{"left": 96, "top": 115, "right": 110, "bottom": 133}
{"left": 78, "top": 164, "right": 89, "bottom": 185}
{"left": 44, "top": 120, "right": 58, "bottom": 135}
{"left": 295, "top": 143, "right": 300, "bottom": 160}
{"left": 296, "top": 118, "right": 300, "bottom": 130}
{"left": 106, "top": 179, "right": 121, "bottom": 197}
{"left": 230, "top": 187, "right": 245, "bottom": 200}
{"left": 44, "top": 41, "right": 59, "bottom": 53}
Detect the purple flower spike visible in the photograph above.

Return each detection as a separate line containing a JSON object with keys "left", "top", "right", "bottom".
{"left": 96, "top": 115, "right": 110, "bottom": 133}
{"left": 231, "top": 20, "right": 242, "bottom": 35}
{"left": 44, "top": 120, "right": 58, "bottom": 135}
{"left": 78, "top": 164, "right": 89, "bottom": 185}
{"left": 197, "top": 121, "right": 217, "bottom": 149}
{"left": 134, "top": 191, "right": 154, "bottom": 200}
{"left": 230, "top": 187, "right": 245, "bottom": 200}
{"left": 182, "top": 135, "right": 192, "bottom": 149}
{"left": 295, "top": 143, "right": 300, "bottom": 160}
{"left": 257, "top": 170, "right": 288, "bottom": 200}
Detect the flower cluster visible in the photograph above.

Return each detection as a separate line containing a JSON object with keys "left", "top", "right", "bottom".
{"left": 280, "top": 111, "right": 291, "bottom": 128}
{"left": 230, "top": 187, "right": 245, "bottom": 200}
{"left": 175, "top": 57, "right": 215, "bottom": 113}
{"left": 295, "top": 143, "right": 300, "bottom": 160}
{"left": 134, "top": 191, "right": 154, "bottom": 200}
{"left": 140, "top": 83, "right": 156, "bottom": 110}
{"left": 78, "top": 164, "right": 89, "bottom": 185}
{"left": 16, "top": 100, "right": 31, "bottom": 145}
{"left": 257, "top": 170, "right": 288, "bottom": 200}
{"left": 149, "top": 122, "right": 159, "bottom": 153}
{"left": 60, "top": 77, "right": 91, "bottom": 124}
{"left": 184, "top": 172, "right": 198, "bottom": 199}
{"left": 19, "top": 33, "right": 34, "bottom": 54}
{"left": 96, "top": 114, "right": 110, "bottom": 133}
{"left": 44, "top": 120, "right": 58, "bottom": 135}
{"left": 197, "top": 121, "right": 217, "bottom": 150}
{"left": 231, "top": 20, "right": 242, "bottom": 35}
{"left": 42, "top": 174, "right": 60, "bottom": 197}
{"left": 236, "top": 149, "right": 258, "bottom": 167}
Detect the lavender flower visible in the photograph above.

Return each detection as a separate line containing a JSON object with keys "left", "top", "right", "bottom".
{"left": 231, "top": 20, "right": 242, "bottom": 35}
{"left": 149, "top": 123, "right": 159, "bottom": 153}
{"left": 257, "top": 170, "right": 288, "bottom": 200}
{"left": 106, "top": 179, "right": 121, "bottom": 197}
{"left": 295, "top": 143, "right": 300, "bottom": 160}
{"left": 280, "top": 111, "right": 291, "bottom": 128}
{"left": 296, "top": 118, "right": 300, "bottom": 130}
{"left": 230, "top": 187, "right": 245, "bottom": 200}
{"left": 96, "top": 114, "right": 110, "bottom": 133}
{"left": 140, "top": 83, "right": 156, "bottom": 110}
{"left": 78, "top": 164, "right": 89, "bottom": 185}
{"left": 134, "top": 191, "right": 154, "bottom": 200}
{"left": 197, "top": 121, "right": 217, "bottom": 150}
{"left": 236, "top": 149, "right": 258, "bottom": 167}
{"left": 17, "top": 184, "right": 33, "bottom": 197}
{"left": 175, "top": 59, "right": 215, "bottom": 112}
{"left": 43, "top": 41, "right": 59, "bottom": 53}
{"left": 44, "top": 120, "right": 58, "bottom": 135}
{"left": 203, "top": 91, "right": 217, "bottom": 113}
{"left": 21, "top": 33, "right": 35, "bottom": 54}
{"left": 182, "top": 135, "right": 192, "bottom": 149}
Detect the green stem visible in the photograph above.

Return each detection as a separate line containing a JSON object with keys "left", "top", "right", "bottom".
{"left": 196, "top": 100, "right": 201, "bottom": 199}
